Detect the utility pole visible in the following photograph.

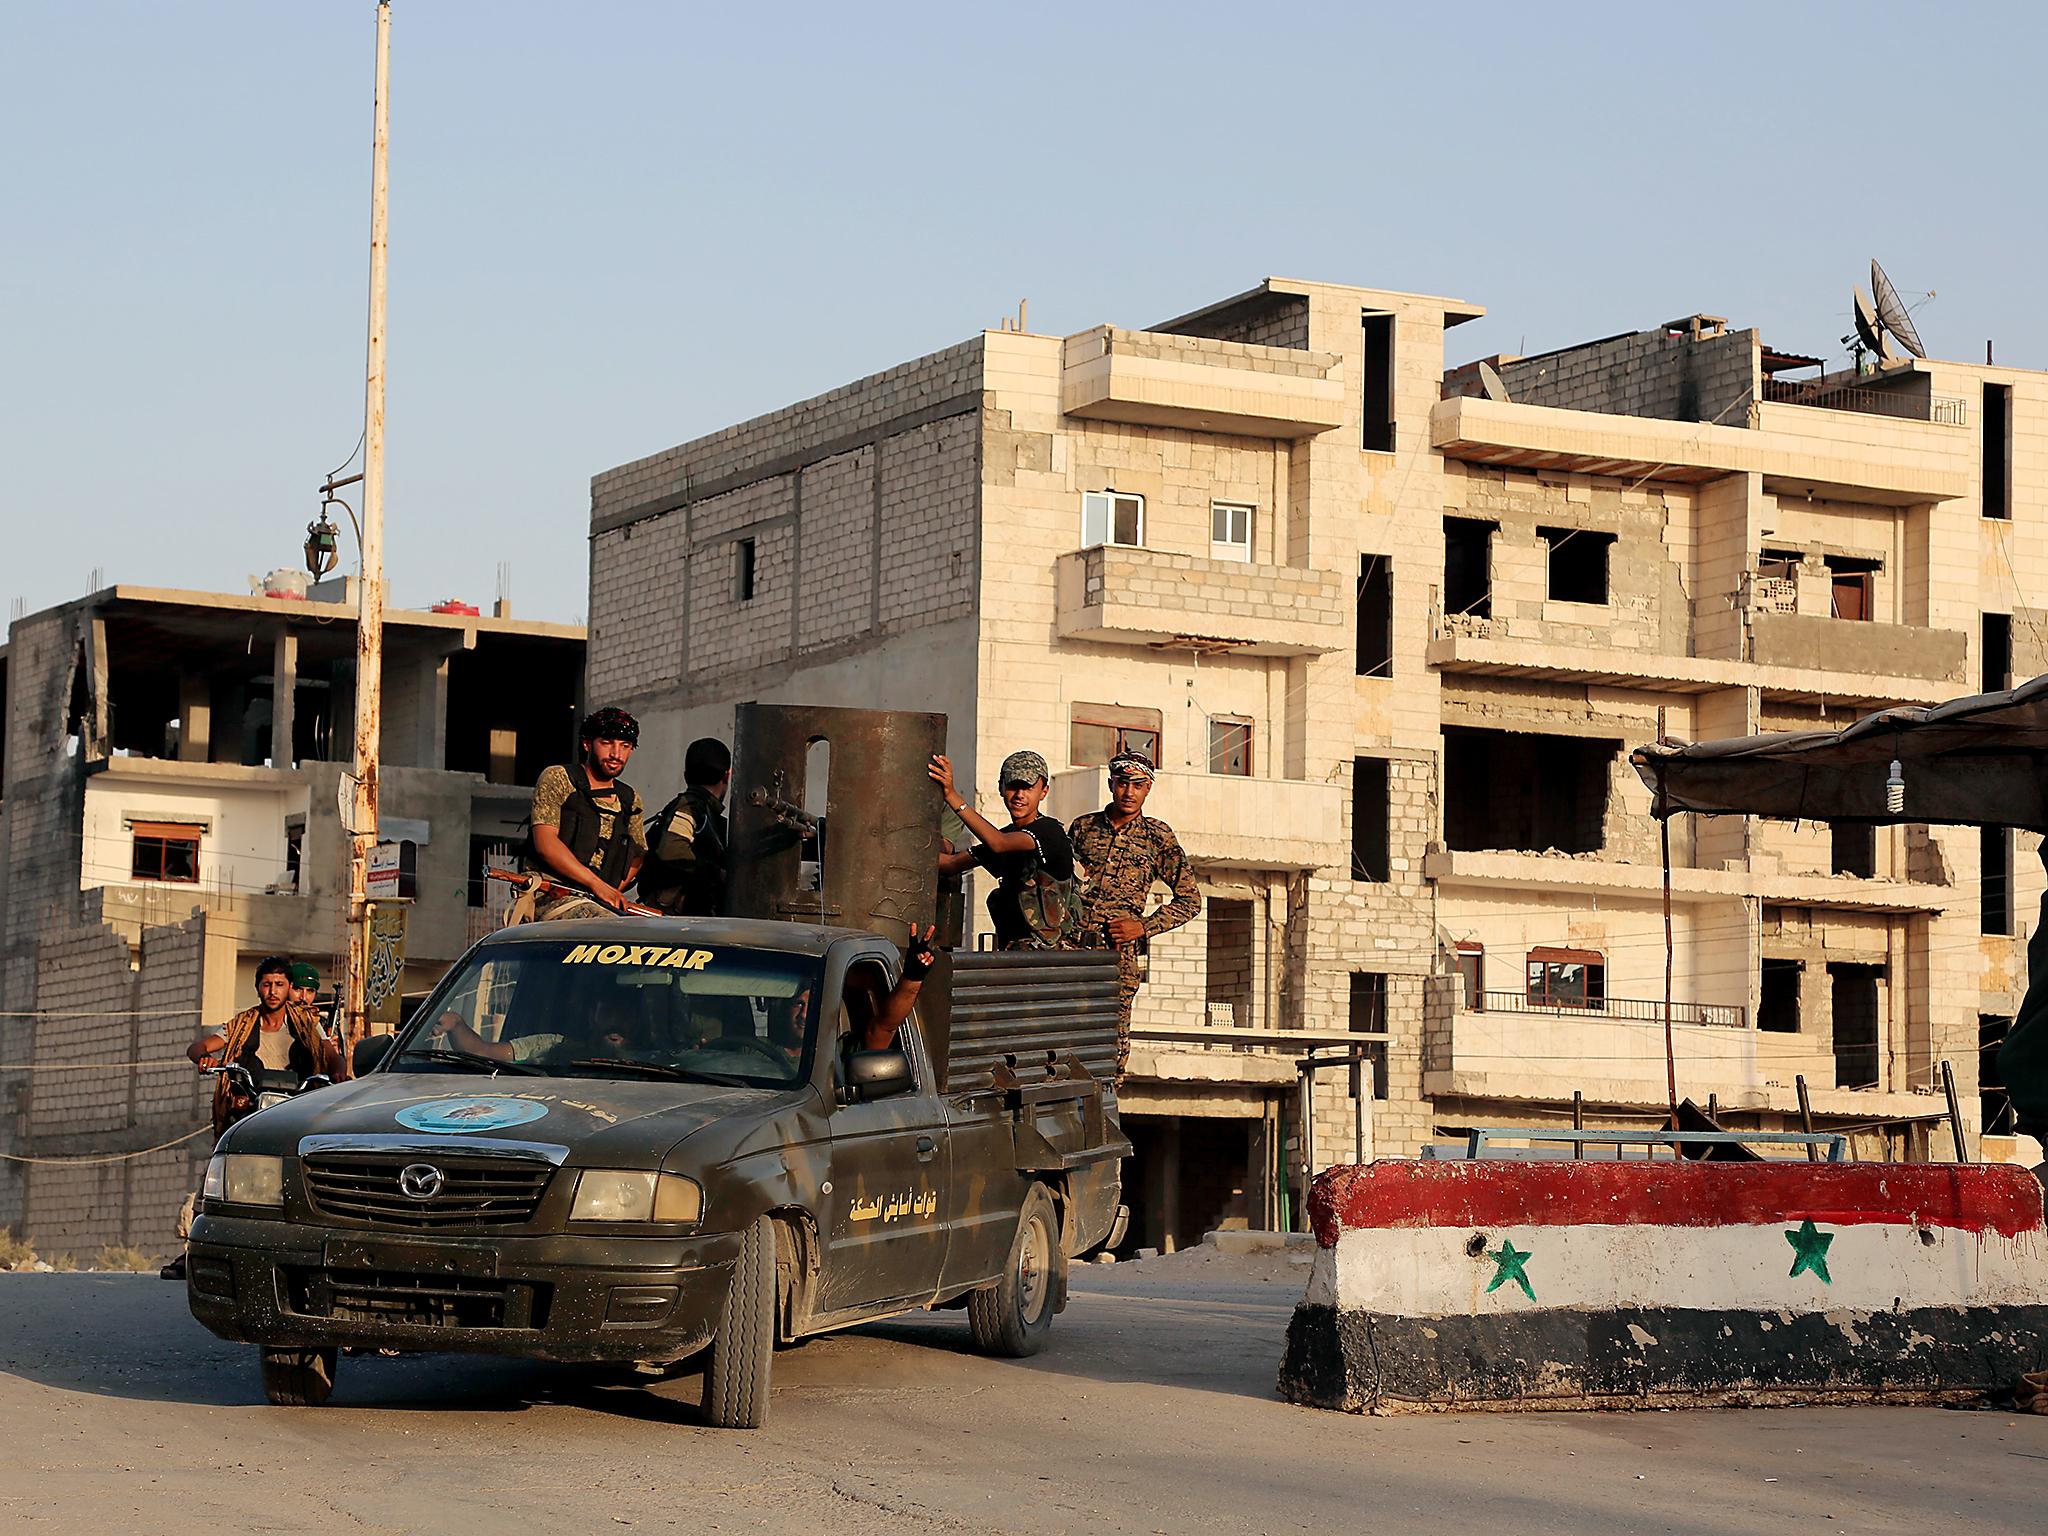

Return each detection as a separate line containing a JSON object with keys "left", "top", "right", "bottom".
{"left": 339, "top": 0, "right": 392, "bottom": 1075}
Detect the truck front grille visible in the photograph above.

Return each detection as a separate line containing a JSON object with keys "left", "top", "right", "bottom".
{"left": 284, "top": 1266, "right": 549, "bottom": 1329}
{"left": 302, "top": 1153, "right": 553, "bottom": 1229}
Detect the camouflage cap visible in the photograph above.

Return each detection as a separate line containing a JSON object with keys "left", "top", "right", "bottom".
{"left": 287, "top": 961, "right": 320, "bottom": 989}
{"left": 1107, "top": 750, "right": 1155, "bottom": 783}
{"left": 998, "top": 749, "right": 1050, "bottom": 787}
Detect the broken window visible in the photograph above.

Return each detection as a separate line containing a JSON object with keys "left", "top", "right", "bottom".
{"left": 1081, "top": 490, "right": 1145, "bottom": 549}
{"left": 1758, "top": 958, "right": 1801, "bottom": 1033}
{"left": 1984, "top": 384, "right": 2012, "bottom": 520}
{"left": 1526, "top": 947, "right": 1604, "bottom": 1011}
{"left": 1443, "top": 518, "right": 1494, "bottom": 620}
{"left": 1071, "top": 704, "right": 1161, "bottom": 768}
{"left": 1208, "top": 717, "right": 1253, "bottom": 776}
{"left": 1540, "top": 527, "right": 1614, "bottom": 605}
{"left": 1348, "top": 971, "right": 1387, "bottom": 1033}
{"left": 1825, "top": 555, "right": 1878, "bottom": 622}
{"left": 1981, "top": 1015, "right": 2017, "bottom": 1135}
{"left": 1982, "top": 825, "right": 2014, "bottom": 936}
{"left": 1455, "top": 943, "right": 1485, "bottom": 1010}
{"left": 1830, "top": 822, "right": 1875, "bottom": 878}
{"left": 131, "top": 821, "right": 201, "bottom": 884}
{"left": 286, "top": 820, "right": 305, "bottom": 893}
{"left": 1356, "top": 554, "right": 1392, "bottom": 677}
{"left": 1983, "top": 612, "right": 2013, "bottom": 694}
{"left": 1442, "top": 726, "right": 1616, "bottom": 854}
{"left": 735, "top": 537, "right": 757, "bottom": 603}
{"left": 1206, "top": 900, "right": 1255, "bottom": 1028}
{"left": 1351, "top": 756, "right": 1390, "bottom": 882}
{"left": 1361, "top": 313, "right": 1396, "bottom": 453}
{"left": 1828, "top": 962, "right": 1882, "bottom": 1088}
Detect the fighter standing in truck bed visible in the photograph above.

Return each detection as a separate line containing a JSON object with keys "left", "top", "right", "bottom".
{"left": 1066, "top": 750, "right": 1200, "bottom": 1080}
{"left": 519, "top": 706, "right": 646, "bottom": 920}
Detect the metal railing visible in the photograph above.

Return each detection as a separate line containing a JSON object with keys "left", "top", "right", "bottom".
{"left": 1464, "top": 1126, "right": 1846, "bottom": 1161}
{"left": 1762, "top": 378, "right": 1968, "bottom": 427}
{"left": 1471, "top": 989, "right": 1745, "bottom": 1028}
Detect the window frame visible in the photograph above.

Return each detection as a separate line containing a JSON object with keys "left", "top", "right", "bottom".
{"left": 1081, "top": 490, "right": 1145, "bottom": 551}
{"left": 129, "top": 821, "right": 203, "bottom": 885}
{"left": 1070, "top": 703, "right": 1163, "bottom": 769}
{"left": 1210, "top": 501, "right": 1253, "bottom": 562}
{"left": 1455, "top": 943, "right": 1485, "bottom": 1011}
{"left": 1524, "top": 946, "right": 1605, "bottom": 1011}
{"left": 1539, "top": 526, "right": 1614, "bottom": 607}
{"left": 1207, "top": 715, "right": 1254, "bottom": 777}
{"left": 735, "top": 536, "right": 757, "bottom": 603}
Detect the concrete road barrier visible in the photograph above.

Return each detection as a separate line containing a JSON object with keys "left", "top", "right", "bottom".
{"left": 1279, "top": 1159, "right": 2048, "bottom": 1413}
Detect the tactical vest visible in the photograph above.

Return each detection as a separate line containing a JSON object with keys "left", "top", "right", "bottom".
{"left": 533, "top": 764, "right": 638, "bottom": 887}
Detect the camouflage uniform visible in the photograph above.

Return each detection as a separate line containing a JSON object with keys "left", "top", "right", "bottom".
{"left": 1065, "top": 810, "right": 1201, "bottom": 1078}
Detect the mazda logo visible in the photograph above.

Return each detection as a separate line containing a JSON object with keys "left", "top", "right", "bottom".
{"left": 397, "top": 1163, "right": 445, "bottom": 1200}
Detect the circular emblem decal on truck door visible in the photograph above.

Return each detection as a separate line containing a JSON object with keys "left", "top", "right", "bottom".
{"left": 394, "top": 1097, "right": 551, "bottom": 1134}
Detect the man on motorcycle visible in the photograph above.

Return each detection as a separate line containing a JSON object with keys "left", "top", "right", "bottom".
{"left": 186, "top": 956, "right": 340, "bottom": 1136}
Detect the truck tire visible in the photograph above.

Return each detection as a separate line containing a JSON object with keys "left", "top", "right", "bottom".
{"left": 969, "top": 1184, "right": 1062, "bottom": 1358}
{"left": 259, "top": 1346, "right": 338, "bottom": 1406}
{"left": 702, "top": 1216, "right": 775, "bottom": 1428}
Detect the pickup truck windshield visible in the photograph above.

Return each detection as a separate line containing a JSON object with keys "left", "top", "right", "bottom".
{"left": 388, "top": 939, "right": 823, "bottom": 1088}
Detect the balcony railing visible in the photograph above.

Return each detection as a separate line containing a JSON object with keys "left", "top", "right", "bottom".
{"left": 1471, "top": 989, "right": 1745, "bottom": 1028}
{"left": 1762, "top": 378, "right": 1968, "bottom": 427}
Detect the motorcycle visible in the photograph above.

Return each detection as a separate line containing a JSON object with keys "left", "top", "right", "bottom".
{"left": 207, "top": 1062, "right": 333, "bottom": 1126}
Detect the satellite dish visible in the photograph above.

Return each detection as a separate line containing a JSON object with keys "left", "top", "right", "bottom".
{"left": 1852, "top": 286, "right": 1884, "bottom": 357}
{"left": 1870, "top": 259, "right": 1926, "bottom": 358}
{"left": 1477, "top": 361, "right": 1510, "bottom": 403}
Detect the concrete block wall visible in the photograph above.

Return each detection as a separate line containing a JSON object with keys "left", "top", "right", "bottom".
{"left": 1500, "top": 328, "right": 1759, "bottom": 427}
{"left": 1159, "top": 289, "right": 1312, "bottom": 353}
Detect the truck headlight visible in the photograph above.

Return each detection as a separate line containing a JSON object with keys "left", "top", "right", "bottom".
{"left": 570, "top": 1170, "right": 701, "bottom": 1225}
{"left": 206, "top": 1154, "right": 285, "bottom": 1208}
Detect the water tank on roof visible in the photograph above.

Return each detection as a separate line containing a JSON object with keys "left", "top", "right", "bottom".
{"left": 430, "top": 599, "right": 481, "bottom": 615}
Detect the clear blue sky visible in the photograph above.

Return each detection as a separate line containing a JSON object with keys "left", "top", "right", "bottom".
{"left": 5, "top": 1, "right": 2041, "bottom": 627}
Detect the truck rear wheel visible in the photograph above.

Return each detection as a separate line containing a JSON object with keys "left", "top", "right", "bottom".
{"left": 969, "top": 1184, "right": 1062, "bottom": 1358}
{"left": 702, "top": 1216, "right": 775, "bottom": 1428}
{"left": 259, "top": 1346, "right": 337, "bottom": 1406}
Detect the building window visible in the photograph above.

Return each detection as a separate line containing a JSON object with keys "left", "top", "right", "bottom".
{"left": 1759, "top": 958, "right": 1802, "bottom": 1033}
{"left": 1351, "top": 757, "right": 1390, "bottom": 882}
{"left": 1982, "top": 1014, "right": 2017, "bottom": 1135}
{"left": 1361, "top": 313, "right": 1396, "bottom": 453}
{"left": 1348, "top": 971, "right": 1387, "bottom": 1033}
{"left": 1983, "top": 825, "right": 2014, "bottom": 936}
{"left": 1455, "top": 943, "right": 1485, "bottom": 1010}
{"left": 131, "top": 821, "right": 201, "bottom": 884}
{"left": 1825, "top": 556, "right": 1878, "bottom": 622}
{"left": 1444, "top": 517, "right": 1494, "bottom": 620}
{"left": 1208, "top": 717, "right": 1253, "bottom": 776}
{"left": 1081, "top": 490, "right": 1144, "bottom": 550}
{"left": 1356, "top": 554, "right": 1392, "bottom": 677}
{"left": 1211, "top": 502, "right": 1253, "bottom": 562}
{"left": 1360, "top": 1040, "right": 1390, "bottom": 1100}
{"left": 285, "top": 820, "right": 305, "bottom": 892}
{"left": 1984, "top": 612, "right": 2013, "bottom": 694}
{"left": 1541, "top": 527, "right": 1613, "bottom": 605}
{"left": 1829, "top": 961, "right": 1882, "bottom": 1089}
{"left": 1526, "top": 947, "right": 1604, "bottom": 1010}
{"left": 1831, "top": 822, "right": 1876, "bottom": 878}
{"left": 1984, "top": 383, "right": 2012, "bottom": 520}
{"left": 735, "top": 537, "right": 757, "bottom": 602}
{"left": 1071, "top": 704, "right": 1162, "bottom": 768}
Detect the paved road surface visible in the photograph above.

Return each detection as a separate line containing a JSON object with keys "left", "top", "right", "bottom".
{"left": 1, "top": 1246, "right": 2041, "bottom": 1534}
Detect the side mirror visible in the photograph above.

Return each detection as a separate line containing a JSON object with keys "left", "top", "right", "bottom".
{"left": 352, "top": 1034, "right": 396, "bottom": 1076}
{"left": 845, "top": 1048, "right": 913, "bottom": 1103}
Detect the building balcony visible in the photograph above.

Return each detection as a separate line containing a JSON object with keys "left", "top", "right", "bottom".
{"left": 1431, "top": 396, "right": 1968, "bottom": 507}
{"left": 1055, "top": 546, "right": 1347, "bottom": 657}
{"left": 1745, "top": 611, "right": 1967, "bottom": 687}
{"left": 1045, "top": 767, "right": 1347, "bottom": 871}
{"left": 1426, "top": 624, "right": 1958, "bottom": 708}
{"left": 1424, "top": 848, "right": 1952, "bottom": 914}
{"left": 1060, "top": 326, "right": 1347, "bottom": 439}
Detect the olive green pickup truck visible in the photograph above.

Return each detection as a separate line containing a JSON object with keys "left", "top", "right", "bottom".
{"left": 186, "top": 917, "right": 1128, "bottom": 1427}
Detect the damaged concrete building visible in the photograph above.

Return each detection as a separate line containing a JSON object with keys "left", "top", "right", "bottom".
{"left": 586, "top": 278, "right": 2045, "bottom": 1249}
{"left": 0, "top": 581, "right": 584, "bottom": 1256}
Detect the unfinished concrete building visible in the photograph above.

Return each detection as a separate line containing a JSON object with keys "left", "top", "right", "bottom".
{"left": 586, "top": 279, "right": 2046, "bottom": 1249}
{"left": 0, "top": 582, "right": 584, "bottom": 1256}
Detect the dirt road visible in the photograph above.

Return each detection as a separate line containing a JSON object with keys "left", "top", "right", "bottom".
{"left": 1, "top": 1247, "right": 2041, "bottom": 1534}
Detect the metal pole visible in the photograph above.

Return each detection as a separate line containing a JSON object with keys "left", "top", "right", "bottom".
{"left": 1572, "top": 1090, "right": 1584, "bottom": 1160}
{"left": 1298, "top": 1053, "right": 1315, "bottom": 1210}
{"left": 340, "top": 0, "right": 392, "bottom": 1077}
{"left": 1795, "top": 1073, "right": 1819, "bottom": 1162}
{"left": 1350, "top": 1050, "right": 1365, "bottom": 1166}
{"left": 1940, "top": 1059, "right": 1970, "bottom": 1163}
{"left": 1656, "top": 752, "right": 1679, "bottom": 1133}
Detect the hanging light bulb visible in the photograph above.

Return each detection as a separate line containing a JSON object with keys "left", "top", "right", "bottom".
{"left": 1885, "top": 758, "right": 1906, "bottom": 816}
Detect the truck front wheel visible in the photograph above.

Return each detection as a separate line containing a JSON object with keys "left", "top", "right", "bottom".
{"left": 259, "top": 1346, "right": 337, "bottom": 1406}
{"left": 969, "top": 1184, "right": 1063, "bottom": 1358}
{"left": 702, "top": 1216, "right": 776, "bottom": 1428}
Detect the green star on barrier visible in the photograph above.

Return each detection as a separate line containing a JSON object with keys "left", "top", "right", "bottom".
{"left": 1485, "top": 1239, "right": 1535, "bottom": 1300}
{"left": 1785, "top": 1219, "right": 1834, "bottom": 1283}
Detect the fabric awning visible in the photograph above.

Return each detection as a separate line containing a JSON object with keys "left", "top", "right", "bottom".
{"left": 1629, "top": 674, "right": 2048, "bottom": 829}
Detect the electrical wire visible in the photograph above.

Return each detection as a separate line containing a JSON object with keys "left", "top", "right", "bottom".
{"left": 0, "top": 1126, "right": 208, "bottom": 1166}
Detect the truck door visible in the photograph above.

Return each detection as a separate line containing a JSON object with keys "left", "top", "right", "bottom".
{"left": 817, "top": 954, "right": 952, "bottom": 1312}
